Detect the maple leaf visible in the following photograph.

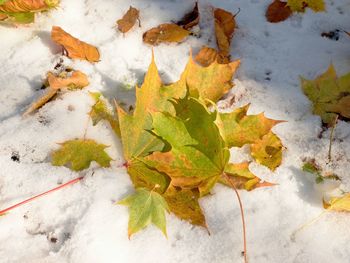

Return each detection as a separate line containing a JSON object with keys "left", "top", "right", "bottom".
{"left": 116, "top": 53, "right": 185, "bottom": 193}
{"left": 118, "top": 188, "right": 170, "bottom": 238}
{"left": 51, "top": 139, "right": 112, "bottom": 171}
{"left": 176, "top": 1, "right": 199, "bottom": 30}
{"left": 214, "top": 8, "right": 236, "bottom": 63}
{"left": 217, "top": 105, "right": 284, "bottom": 170}
{"left": 142, "top": 96, "right": 229, "bottom": 197}
{"left": 266, "top": 0, "right": 292, "bottom": 23}
{"left": 180, "top": 51, "right": 240, "bottom": 103}
{"left": 287, "top": 0, "right": 325, "bottom": 12}
{"left": 220, "top": 162, "right": 275, "bottom": 191}
{"left": 301, "top": 64, "right": 350, "bottom": 125}
{"left": 51, "top": 26, "right": 100, "bottom": 63}
{"left": 89, "top": 92, "right": 120, "bottom": 137}
{"left": 143, "top": 24, "right": 190, "bottom": 46}
{"left": 116, "top": 6, "right": 139, "bottom": 33}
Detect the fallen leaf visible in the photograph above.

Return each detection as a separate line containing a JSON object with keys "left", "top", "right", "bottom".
{"left": 301, "top": 64, "right": 350, "bottom": 124}
{"left": 251, "top": 131, "right": 283, "bottom": 171}
{"left": 23, "top": 87, "right": 57, "bottom": 116}
{"left": 143, "top": 23, "right": 190, "bottom": 45}
{"left": 143, "top": 96, "right": 229, "bottom": 197}
{"left": 220, "top": 162, "right": 275, "bottom": 191}
{"left": 176, "top": 1, "right": 199, "bottom": 30}
{"left": 287, "top": 0, "right": 325, "bottom": 12}
{"left": 48, "top": 70, "right": 89, "bottom": 90}
{"left": 266, "top": 0, "right": 292, "bottom": 23}
{"left": 325, "top": 193, "right": 350, "bottom": 212}
{"left": 118, "top": 188, "right": 169, "bottom": 238}
{"left": 23, "top": 69, "right": 89, "bottom": 116}
{"left": 116, "top": 6, "right": 139, "bottom": 33}
{"left": 51, "top": 26, "right": 100, "bottom": 62}
{"left": 214, "top": 8, "right": 236, "bottom": 63}
{"left": 194, "top": 46, "right": 218, "bottom": 67}
{"left": 218, "top": 104, "right": 283, "bottom": 148}
{"left": 51, "top": 139, "right": 112, "bottom": 171}
{"left": 180, "top": 51, "right": 240, "bottom": 102}
{"left": 163, "top": 186, "right": 207, "bottom": 227}
{"left": 89, "top": 92, "right": 121, "bottom": 136}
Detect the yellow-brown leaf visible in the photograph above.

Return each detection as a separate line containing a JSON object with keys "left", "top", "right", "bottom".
{"left": 47, "top": 70, "right": 89, "bottom": 90}
{"left": 194, "top": 46, "right": 218, "bottom": 67}
{"left": 116, "top": 6, "right": 139, "bottom": 33}
{"left": 51, "top": 26, "right": 100, "bottom": 62}
{"left": 143, "top": 23, "right": 190, "bottom": 46}
{"left": 214, "top": 8, "right": 236, "bottom": 62}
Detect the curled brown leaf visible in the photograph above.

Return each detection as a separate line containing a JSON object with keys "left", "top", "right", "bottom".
{"left": 266, "top": 0, "right": 292, "bottom": 23}
{"left": 116, "top": 6, "right": 139, "bottom": 33}
{"left": 176, "top": 1, "right": 199, "bottom": 30}
{"left": 143, "top": 23, "right": 190, "bottom": 45}
{"left": 51, "top": 26, "right": 100, "bottom": 63}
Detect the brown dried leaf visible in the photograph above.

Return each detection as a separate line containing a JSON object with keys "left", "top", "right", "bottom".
{"left": 266, "top": 0, "right": 292, "bottom": 23}
{"left": 176, "top": 1, "right": 199, "bottom": 30}
{"left": 51, "top": 26, "right": 100, "bottom": 62}
{"left": 194, "top": 46, "right": 218, "bottom": 67}
{"left": 214, "top": 8, "right": 236, "bottom": 62}
{"left": 116, "top": 6, "right": 139, "bottom": 33}
{"left": 47, "top": 70, "right": 89, "bottom": 90}
{"left": 143, "top": 23, "right": 190, "bottom": 46}
{"left": 23, "top": 87, "right": 57, "bottom": 116}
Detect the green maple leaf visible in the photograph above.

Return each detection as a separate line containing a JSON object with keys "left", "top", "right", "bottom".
{"left": 143, "top": 96, "right": 229, "bottom": 196}
{"left": 51, "top": 139, "right": 112, "bottom": 171}
{"left": 118, "top": 188, "right": 169, "bottom": 238}
{"left": 301, "top": 64, "right": 350, "bottom": 125}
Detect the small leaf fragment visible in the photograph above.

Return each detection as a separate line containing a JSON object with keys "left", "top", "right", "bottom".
{"left": 325, "top": 194, "right": 350, "bottom": 212}
{"left": 143, "top": 23, "right": 190, "bottom": 45}
{"left": 23, "top": 87, "right": 57, "bottom": 116}
{"left": 220, "top": 162, "right": 275, "bottom": 191}
{"left": 51, "top": 139, "right": 112, "bottom": 171}
{"left": 266, "top": 0, "right": 292, "bottom": 23}
{"left": 0, "top": 0, "right": 59, "bottom": 12}
{"left": 251, "top": 131, "right": 283, "bottom": 171}
{"left": 89, "top": 92, "right": 120, "bottom": 136}
{"left": 163, "top": 186, "right": 207, "bottom": 228}
{"left": 118, "top": 188, "right": 170, "bottom": 238}
{"left": 195, "top": 46, "right": 219, "bottom": 67}
{"left": 214, "top": 8, "right": 236, "bottom": 63}
{"left": 51, "top": 26, "right": 100, "bottom": 62}
{"left": 176, "top": 1, "right": 199, "bottom": 30}
{"left": 287, "top": 0, "right": 325, "bottom": 12}
{"left": 116, "top": 6, "right": 139, "bottom": 33}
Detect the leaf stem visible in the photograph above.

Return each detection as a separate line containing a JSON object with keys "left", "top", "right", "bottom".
{"left": 223, "top": 172, "right": 248, "bottom": 263}
{"left": 328, "top": 115, "right": 338, "bottom": 162}
{"left": 290, "top": 211, "right": 327, "bottom": 241}
{"left": 0, "top": 176, "right": 83, "bottom": 216}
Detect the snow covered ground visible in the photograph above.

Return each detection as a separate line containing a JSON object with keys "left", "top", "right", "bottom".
{"left": 0, "top": 0, "right": 350, "bottom": 262}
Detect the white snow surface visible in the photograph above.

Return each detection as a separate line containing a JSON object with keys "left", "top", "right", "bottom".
{"left": 0, "top": 0, "right": 350, "bottom": 262}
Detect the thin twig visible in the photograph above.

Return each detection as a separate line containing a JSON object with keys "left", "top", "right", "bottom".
{"left": 328, "top": 115, "right": 338, "bottom": 162}
{"left": 291, "top": 211, "right": 327, "bottom": 241}
{"left": 0, "top": 177, "right": 83, "bottom": 216}
{"left": 223, "top": 172, "right": 248, "bottom": 263}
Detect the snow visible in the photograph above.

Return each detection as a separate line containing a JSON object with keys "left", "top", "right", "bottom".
{"left": 0, "top": 0, "right": 350, "bottom": 262}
